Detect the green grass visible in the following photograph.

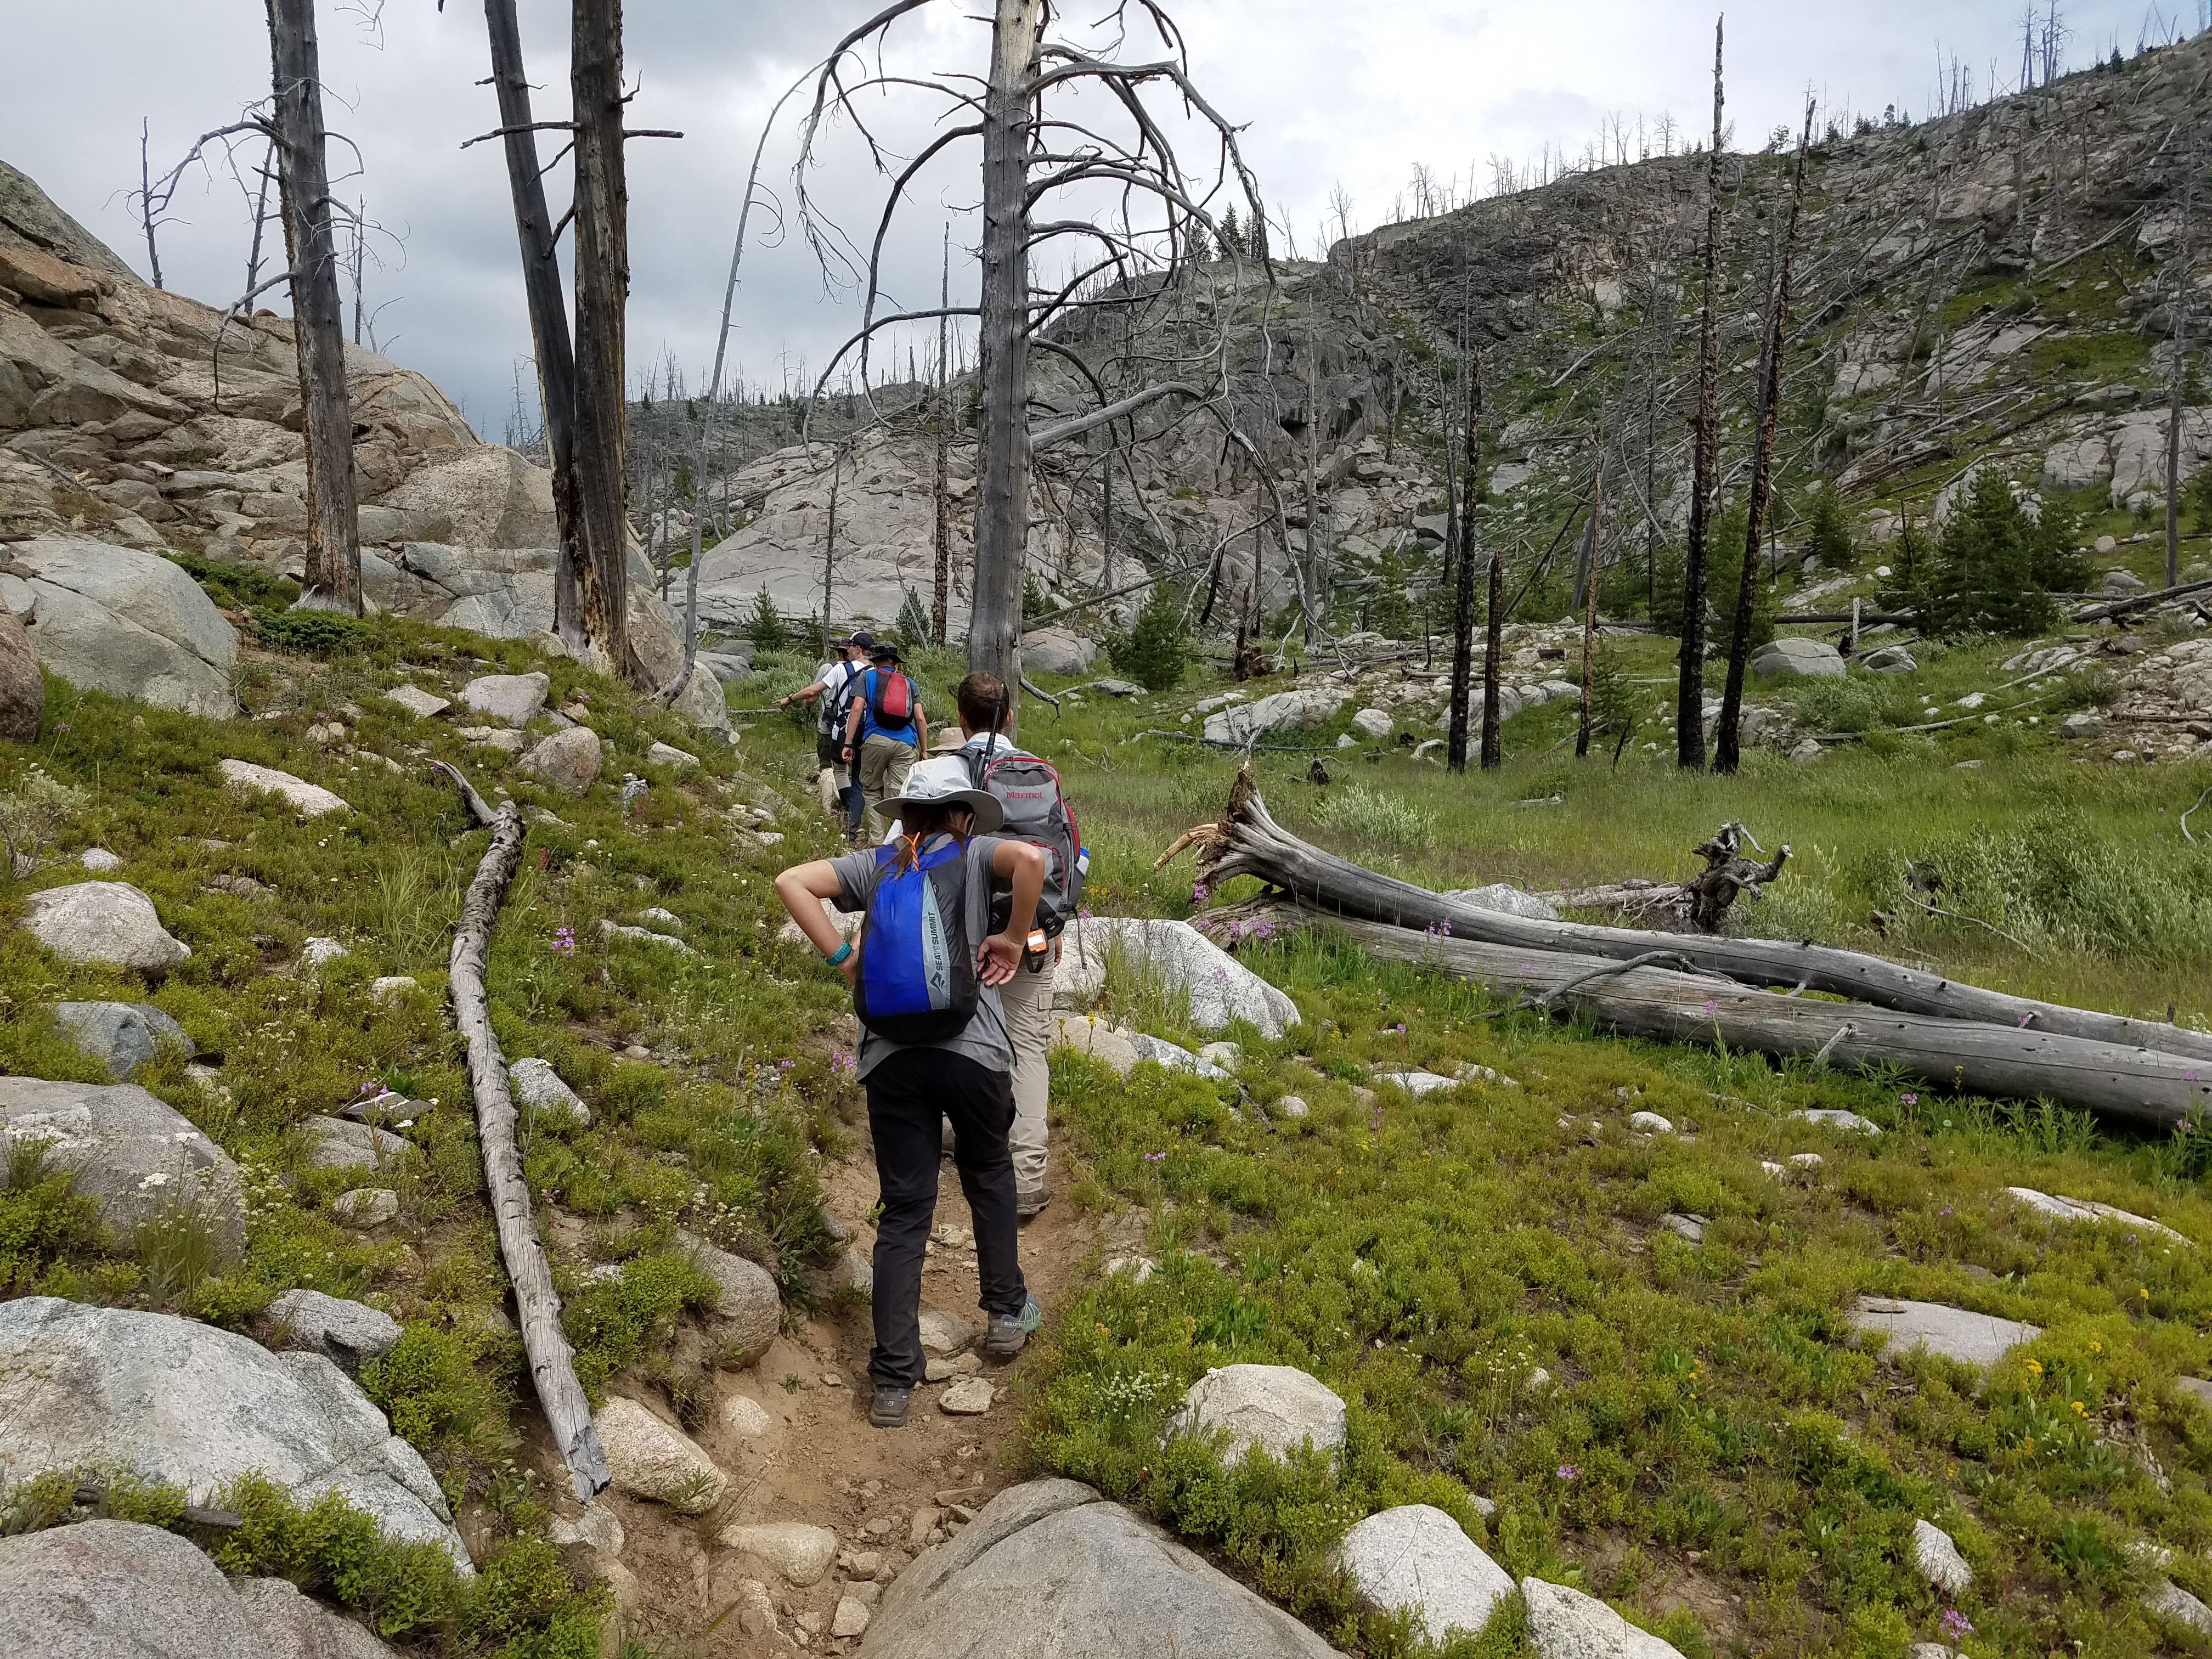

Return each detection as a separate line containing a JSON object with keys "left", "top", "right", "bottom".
{"left": 0, "top": 616, "right": 865, "bottom": 1648}
{"left": 1031, "top": 927, "right": 2212, "bottom": 1657}
{"left": 7, "top": 580, "right": 2212, "bottom": 1657}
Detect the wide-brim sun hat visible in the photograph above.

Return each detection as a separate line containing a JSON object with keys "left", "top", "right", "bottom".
{"left": 877, "top": 756, "right": 1003, "bottom": 832}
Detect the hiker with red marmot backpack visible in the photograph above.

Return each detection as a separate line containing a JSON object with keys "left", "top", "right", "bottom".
{"left": 951, "top": 670, "right": 1087, "bottom": 1220}
{"left": 772, "top": 758, "right": 1046, "bottom": 1430}
{"left": 842, "top": 640, "right": 928, "bottom": 839}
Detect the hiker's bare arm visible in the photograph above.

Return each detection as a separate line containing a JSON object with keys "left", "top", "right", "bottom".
{"left": 775, "top": 861, "right": 856, "bottom": 980}
{"left": 916, "top": 707, "right": 929, "bottom": 751}
{"left": 778, "top": 679, "right": 826, "bottom": 709}
{"left": 978, "top": 842, "right": 1046, "bottom": 986}
{"left": 842, "top": 696, "right": 863, "bottom": 754}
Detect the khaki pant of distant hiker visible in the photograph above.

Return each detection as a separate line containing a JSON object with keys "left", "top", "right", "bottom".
{"left": 997, "top": 950, "right": 1055, "bottom": 1198}
{"left": 859, "top": 733, "right": 917, "bottom": 835}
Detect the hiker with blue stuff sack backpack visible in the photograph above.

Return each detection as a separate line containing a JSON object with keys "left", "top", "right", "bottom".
{"left": 772, "top": 757, "right": 1046, "bottom": 1429}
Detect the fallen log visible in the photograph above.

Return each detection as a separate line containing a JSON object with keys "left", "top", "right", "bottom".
{"left": 1239, "top": 905, "right": 2212, "bottom": 1130}
{"left": 1164, "top": 766, "right": 2212, "bottom": 1065}
{"left": 436, "top": 761, "right": 611, "bottom": 1502}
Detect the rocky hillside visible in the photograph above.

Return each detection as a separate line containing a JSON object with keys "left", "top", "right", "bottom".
{"left": 0, "top": 160, "right": 720, "bottom": 726}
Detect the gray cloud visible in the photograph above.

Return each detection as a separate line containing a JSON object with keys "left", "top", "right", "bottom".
{"left": 0, "top": 0, "right": 2169, "bottom": 433}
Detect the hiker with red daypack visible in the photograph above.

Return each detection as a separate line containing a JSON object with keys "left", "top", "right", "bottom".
{"left": 773, "top": 759, "right": 1046, "bottom": 1429}
{"left": 950, "top": 671, "right": 1087, "bottom": 1220}
{"left": 842, "top": 641, "right": 928, "bottom": 839}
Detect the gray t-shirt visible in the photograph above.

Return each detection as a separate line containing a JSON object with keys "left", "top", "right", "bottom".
{"left": 831, "top": 833, "right": 1012, "bottom": 1081}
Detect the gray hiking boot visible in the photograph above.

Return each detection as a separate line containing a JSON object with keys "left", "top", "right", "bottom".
{"left": 870, "top": 1384, "right": 913, "bottom": 1428}
{"left": 1016, "top": 1184, "right": 1051, "bottom": 1221}
{"left": 985, "top": 1294, "right": 1042, "bottom": 1359}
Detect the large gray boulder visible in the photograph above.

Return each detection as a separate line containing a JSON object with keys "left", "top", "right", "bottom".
{"left": 218, "top": 759, "right": 351, "bottom": 820}
{"left": 0, "top": 1298, "right": 469, "bottom": 1568}
{"left": 0, "top": 602, "right": 42, "bottom": 741}
{"left": 0, "top": 1076, "right": 242, "bottom": 1258}
{"left": 1020, "top": 628, "right": 1098, "bottom": 676}
{"left": 8, "top": 536, "right": 238, "bottom": 716}
{"left": 0, "top": 1519, "right": 399, "bottom": 1659}
{"left": 518, "top": 727, "right": 602, "bottom": 793}
{"left": 231, "top": 1575, "right": 400, "bottom": 1658}
{"left": 1333, "top": 1504, "right": 1513, "bottom": 1645}
{"left": 266, "top": 1289, "right": 403, "bottom": 1376}
{"left": 1848, "top": 1296, "right": 2041, "bottom": 1370}
{"left": 1522, "top": 1576, "right": 1686, "bottom": 1657}
{"left": 1163, "top": 1364, "right": 1346, "bottom": 1467}
{"left": 22, "top": 881, "right": 190, "bottom": 972}
{"left": 1204, "top": 687, "right": 1345, "bottom": 746}
{"left": 856, "top": 1477, "right": 1345, "bottom": 1658}
{"left": 1444, "top": 883, "right": 1560, "bottom": 921}
{"left": 1055, "top": 917, "right": 1300, "bottom": 1037}
{"left": 1751, "top": 637, "right": 1846, "bottom": 680}
{"left": 458, "top": 670, "right": 549, "bottom": 727}
{"left": 674, "top": 1228, "right": 782, "bottom": 1365}
{"left": 674, "top": 661, "right": 731, "bottom": 735}
{"left": 509, "top": 1057, "right": 590, "bottom": 1127}
{"left": 52, "top": 1000, "right": 194, "bottom": 1079}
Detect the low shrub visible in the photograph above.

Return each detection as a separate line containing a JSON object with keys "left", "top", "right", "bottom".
{"left": 252, "top": 607, "right": 374, "bottom": 658}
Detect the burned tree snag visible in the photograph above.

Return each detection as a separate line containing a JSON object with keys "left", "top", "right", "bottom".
{"left": 968, "top": 0, "right": 1044, "bottom": 725}
{"left": 1716, "top": 105, "right": 1811, "bottom": 775}
{"left": 1677, "top": 16, "right": 1725, "bottom": 770}
{"left": 266, "top": 0, "right": 361, "bottom": 616}
{"left": 481, "top": 0, "right": 585, "bottom": 650}
{"left": 1449, "top": 347, "right": 1485, "bottom": 773}
{"left": 570, "top": 0, "right": 639, "bottom": 684}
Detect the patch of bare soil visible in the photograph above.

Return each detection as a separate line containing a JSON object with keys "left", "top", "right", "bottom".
{"left": 564, "top": 1142, "right": 1101, "bottom": 1656}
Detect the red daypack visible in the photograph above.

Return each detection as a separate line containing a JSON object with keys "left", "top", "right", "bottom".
{"left": 867, "top": 668, "right": 915, "bottom": 725}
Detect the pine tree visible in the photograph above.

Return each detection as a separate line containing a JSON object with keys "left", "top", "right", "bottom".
{"left": 1804, "top": 489, "right": 1856, "bottom": 569}
{"left": 1217, "top": 205, "right": 1243, "bottom": 262}
{"left": 744, "top": 585, "right": 787, "bottom": 653}
{"left": 1106, "top": 581, "right": 1190, "bottom": 690}
{"left": 1917, "top": 470, "right": 2059, "bottom": 636}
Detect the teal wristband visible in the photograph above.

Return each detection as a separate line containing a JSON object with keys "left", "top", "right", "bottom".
{"left": 825, "top": 940, "right": 852, "bottom": 966}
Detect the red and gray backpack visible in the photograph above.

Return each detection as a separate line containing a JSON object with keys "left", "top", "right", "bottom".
{"left": 966, "top": 735, "right": 1086, "bottom": 939}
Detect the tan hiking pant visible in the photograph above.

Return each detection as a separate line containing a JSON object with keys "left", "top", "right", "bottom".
{"left": 996, "top": 950, "right": 1054, "bottom": 1195}
{"left": 858, "top": 733, "right": 917, "bottom": 836}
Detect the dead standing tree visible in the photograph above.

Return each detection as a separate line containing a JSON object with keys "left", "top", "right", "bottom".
{"left": 473, "top": 0, "right": 586, "bottom": 650}
{"left": 794, "top": 0, "right": 1271, "bottom": 734}
{"left": 1677, "top": 16, "right": 1725, "bottom": 769}
{"left": 1714, "top": 104, "right": 1812, "bottom": 775}
{"left": 457, "top": 0, "right": 680, "bottom": 681}
{"left": 266, "top": 0, "right": 362, "bottom": 615}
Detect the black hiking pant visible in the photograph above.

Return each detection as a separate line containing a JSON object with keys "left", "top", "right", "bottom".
{"left": 864, "top": 1048, "right": 1028, "bottom": 1388}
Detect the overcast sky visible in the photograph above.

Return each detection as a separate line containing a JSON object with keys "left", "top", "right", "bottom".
{"left": 1, "top": 0, "right": 2193, "bottom": 438}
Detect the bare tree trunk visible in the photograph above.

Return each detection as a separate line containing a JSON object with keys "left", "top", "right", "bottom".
{"left": 822, "top": 446, "right": 840, "bottom": 636}
{"left": 1448, "top": 348, "right": 1483, "bottom": 772}
{"left": 1575, "top": 457, "right": 1606, "bottom": 758}
{"left": 267, "top": 0, "right": 360, "bottom": 617}
{"left": 435, "top": 764, "right": 610, "bottom": 1502}
{"left": 933, "top": 225, "right": 952, "bottom": 645}
{"left": 1716, "top": 110, "right": 1811, "bottom": 775}
{"left": 966, "top": 0, "right": 1043, "bottom": 726}
{"left": 1677, "top": 16, "right": 1725, "bottom": 770}
{"left": 2168, "top": 138, "right": 2195, "bottom": 590}
{"left": 243, "top": 139, "right": 274, "bottom": 299}
{"left": 138, "top": 120, "right": 166, "bottom": 290}
{"left": 481, "top": 0, "right": 586, "bottom": 651}
{"left": 1479, "top": 358, "right": 1504, "bottom": 770}
{"left": 571, "top": 0, "right": 639, "bottom": 684}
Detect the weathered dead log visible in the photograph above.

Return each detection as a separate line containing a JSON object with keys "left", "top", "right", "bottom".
{"left": 440, "top": 765, "right": 610, "bottom": 1501}
{"left": 1238, "top": 905, "right": 2212, "bottom": 1130}
{"left": 1168, "top": 766, "right": 2212, "bottom": 1065}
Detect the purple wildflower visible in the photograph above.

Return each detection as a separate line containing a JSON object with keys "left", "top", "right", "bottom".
{"left": 1556, "top": 1464, "right": 1580, "bottom": 1481}
{"left": 552, "top": 924, "right": 576, "bottom": 957}
{"left": 1939, "top": 1608, "right": 1973, "bottom": 1639}
{"left": 1144, "top": 1151, "right": 1166, "bottom": 1163}
{"left": 1900, "top": 1092, "right": 1919, "bottom": 1105}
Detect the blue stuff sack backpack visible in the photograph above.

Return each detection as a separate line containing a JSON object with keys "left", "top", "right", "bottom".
{"left": 854, "top": 837, "right": 979, "bottom": 1043}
